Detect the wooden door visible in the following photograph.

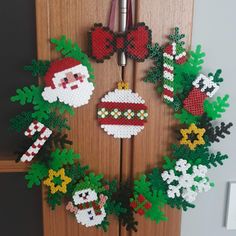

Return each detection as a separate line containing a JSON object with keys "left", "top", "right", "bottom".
{"left": 0, "top": 0, "right": 194, "bottom": 235}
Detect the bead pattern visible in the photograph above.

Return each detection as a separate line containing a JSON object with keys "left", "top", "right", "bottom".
{"left": 20, "top": 120, "right": 52, "bottom": 162}
{"left": 183, "top": 74, "right": 220, "bottom": 116}
{"left": 42, "top": 57, "right": 94, "bottom": 108}
{"left": 97, "top": 84, "right": 148, "bottom": 138}
{"left": 72, "top": 188, "right": 107, "bottom": 227}
{"left": 88, "top": 23, "right": 152, "bottom": 63}
{"left": 43, "top": 168, "right": 72, "bottom": 194}
{"left": 162, "top": 159, "right": 213, "bottom": 203}
{"left": 163, "top": 42, "right": 187, "bottom": 103}
{"left": 180, "top": 123, "right": 206, "bottom": 150}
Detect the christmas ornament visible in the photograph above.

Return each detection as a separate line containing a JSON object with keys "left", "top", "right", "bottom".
{"left": 71, "top": 187, "right": 107, "bottom": 227}
{"left": 183, "top": 74, "right": 219, "bottom": 116}
{"left": 180, "top": 123, "right": 206, "bottom": 150}
{"left": 43, "top": 168, "right": 72, "bottom": 194}
{"left": 161, "top": 159, "right": 213, "bottom": 203}
{"left": 10, "top": 29, "right": 233, "bottom": 232}
{"left": 42, "top": 57, "right": 94, "bottom": 108}
{"left": 130, "top": 194, "right": 152, "bottom": 215}
{"left": 20, "top": 120, "right": 52, "bottom": 162}
{"left": 97, "top": 82, "right": 148, "bottom": 138}
{"left": 88, "top": 22, "right": 152, "bottom": 63}
{"left": 163, "top": 42, "right": 187, "bottom": 103}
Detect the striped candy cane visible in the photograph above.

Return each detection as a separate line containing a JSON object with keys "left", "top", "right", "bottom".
{"left": 163, "top": 42, "right": 187, "bottom": 103}
{"left": 99, "top": 194, "right": 108, "bottom": 208}
{"left": 20, "top": 120, "right": 52, "bottom": 162}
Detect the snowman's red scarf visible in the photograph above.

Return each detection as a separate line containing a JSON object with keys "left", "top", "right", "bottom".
{"left": 77, "top": 201, "right": 102, "bottom": 215}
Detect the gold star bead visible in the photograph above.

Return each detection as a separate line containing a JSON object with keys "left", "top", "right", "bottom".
{"left": 180, "top": 123, "right": 206, "bottom": 150}
{"left": 43, "top": 168, "right": 72, "bottom": 194}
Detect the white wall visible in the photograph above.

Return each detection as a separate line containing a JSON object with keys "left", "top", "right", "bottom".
{"left": 181, "top": 0, "right": 236, "bottom": 236}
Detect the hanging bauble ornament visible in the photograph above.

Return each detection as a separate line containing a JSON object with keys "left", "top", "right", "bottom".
{"left": 97, "top": 82, "right": 148, "bottom": 138}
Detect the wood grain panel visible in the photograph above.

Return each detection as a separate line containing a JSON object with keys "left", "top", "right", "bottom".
{"left": 0, "top": 160, "right": 29, "bottom": 172}
{"left": 36, "top": 0, "right": 121, "bottom": 235}
{"left": 122, "top": 1, "right": 194, "bottom": 236}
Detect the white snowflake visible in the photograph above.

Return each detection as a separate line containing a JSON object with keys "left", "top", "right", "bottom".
{"left": 167, "top": 185, "right": 181, "bottom": 198}
{"left": 161, "top": 159, "right": 213, "bottom": 203}
{"left": 162, "top": 170, "right": 178, "bottom": 184}
{"left": 175, "top": 159, "right": 191, "bottom": 173}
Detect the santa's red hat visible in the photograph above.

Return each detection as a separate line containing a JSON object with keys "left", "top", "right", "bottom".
{"left": 44, "top": 57, "right": 81, "bottom": 88}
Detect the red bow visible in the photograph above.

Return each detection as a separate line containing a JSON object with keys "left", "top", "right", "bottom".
{"left": 88, "top": 22, "right": 152, "bottom": 63}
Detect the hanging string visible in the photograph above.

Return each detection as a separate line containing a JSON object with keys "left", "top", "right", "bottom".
{"left": 126, "top": 0, "right": 133, "bottom": 29}
{"left": 108, "top": 0, "right": 117, "bottom": 30}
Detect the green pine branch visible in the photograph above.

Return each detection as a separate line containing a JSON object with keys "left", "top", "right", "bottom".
{"left": 201, "top": 152, "right": 228, "bottom": 168}
{"left": 51, "top": 36, "right": 94, "bottom": 82}
{"left": 145, "top": 43, "right": 164, "bottom": 84}
{"left": 167, "top": 197, "right": 195, "bottom": 211}
{"left": 174, "top": 108, "right": 200, "bottom": 125}
{"left": 162, "top": 156, "right": 176, "bottom": 170}
{"left": 203, "top": 95, "right": 230, "bottom": 120}
{"left": 25, "top": 162, "right": 48, "bottom": 188}
{"left": 148, "top": 168, "right": 166, "bottom": 191}
{"left": 11, "top": 85, "right": 74, "bottom": 122}
{"left": 24, "top": 59, "right": 50, "bottom": 77}
{"left": 105, "top": 200, "right": 127, "bottom": 216}
{"left": 9, "top": 111, "right": 34, "bottom": 133}
{"left": 208, "top": 69, "right": 223, "bottom": 85}
{"left": 49, "top": 149, "right": 80, "bottom": 171}
{"left": 47, "top": 191, "right": 63, "bottom": 210}
{"left": 168, "top": 27, "right": 185, "bottom": 46}
{"left": 185, "top": 45, "right": 205, "bottom": 76}
{"left": 144, "top": 190, "right": 167, "bottom": 223}
{"left": 133, "top": 175, "right": 152, "bottom": 199}
{"left": 11, "top": 85, "right": 42, "bottom": 105}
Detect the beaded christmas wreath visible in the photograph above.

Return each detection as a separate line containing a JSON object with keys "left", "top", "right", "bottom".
{"left": 10, "top": 28, "right": 233, "bottom": 232}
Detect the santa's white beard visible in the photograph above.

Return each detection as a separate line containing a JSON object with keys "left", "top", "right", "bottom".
{"left": 42, "top": 80, "right": 94, "bottom": 108}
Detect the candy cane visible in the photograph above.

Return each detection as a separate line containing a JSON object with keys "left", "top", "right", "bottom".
{"left": 20, "top": 120, "right": 52, "bottom": 162}
{"left": 163, "top": 42, "right": 187, "bottom": 103}
{"left": 98, "top": 194, "right": 108, "bottom": 208}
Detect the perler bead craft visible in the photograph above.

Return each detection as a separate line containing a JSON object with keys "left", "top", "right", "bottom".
{"left": 10, "top": 30, "right": 233, "bottom": 232}
{"left": 161, "top": 159, "right": 213, "bottom": 203}
{"left": 163, "top": 42, "right": 187, "bottom": 103}
{"left": 71, "top": 188, "right": 107, "bottom": 227}
{"left": 20, "top": 120, "right": 52, "bottom": 162}
{"left": 97, "top": 82, "right": 148, "bottom": 138}
{"left": 183, "top": 74, "right": 219, "bottom": 116}
{"left": 130, "top": 194, "right": 152, "bottom": 215}
{"left": 43, "top": 168, "right": 72, "bottom": 194}
{"left": 88, "top": 22, "right": 152, "bottom": 63}
{"left": 42, "top": 57, "right": 94, "bottom": 108}
{"left": 180, "top": 123, "right": 206, "bottom": 150}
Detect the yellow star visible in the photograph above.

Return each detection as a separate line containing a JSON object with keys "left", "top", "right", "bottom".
{"left": 43, "top": 168, "right": 72, "bottom": 194}
{"left": 180, "top": 123, "right": 206, "bottom": 150}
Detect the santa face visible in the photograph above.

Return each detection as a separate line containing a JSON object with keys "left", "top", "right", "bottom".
{"left": 42, "top": 64, "right": 94, "bottom": 108}
{"left": 73, "top": 188, "right": 98, "bottom": 205}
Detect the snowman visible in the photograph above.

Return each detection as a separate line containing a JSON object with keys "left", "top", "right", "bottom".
{"left": 66, "top": 187, "right": 108, "bottom": 227}
{"left": 42, "top": 57, "right": 94, "bottom": 108}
